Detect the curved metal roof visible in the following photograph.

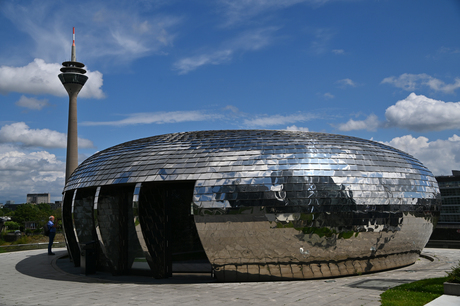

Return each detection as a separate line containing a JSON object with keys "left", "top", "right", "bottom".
{"left": 64, "top": 130, "right": 438, "bottom": 207}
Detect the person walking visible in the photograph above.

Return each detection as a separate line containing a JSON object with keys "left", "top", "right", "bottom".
{"left": 47, "top": 216, "right": 57, "bottom": 255}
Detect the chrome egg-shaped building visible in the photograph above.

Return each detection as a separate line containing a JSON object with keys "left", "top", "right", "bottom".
{"left": 63, "top": 130, "right": 440, "bottom": 281}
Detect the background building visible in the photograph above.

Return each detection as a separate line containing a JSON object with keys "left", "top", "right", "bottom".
{"left": 429, "top": 170, "right": 460, "bottom": 242}
{"left": 51, "top": 201, "right": 62, "bottom": 210}
{"left": 437, "top": 170, "right": 460, "bottom": 225}
{"left": 26, "top": 193, "right": 51, "bottom": 204}
{"left": 3, "top": 203, "right": 18, "bottom": 211}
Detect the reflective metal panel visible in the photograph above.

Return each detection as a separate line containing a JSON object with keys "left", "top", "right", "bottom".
{"left": 132, "top": 183, "right": 154, "bottom": 271}
{"left": 93, "top": 187, "right": 101, "bottom": 248}
{"left": 71, "top": 190, "right": 78, "bottom": 246}
{"left": 73, "top": 188, "right": 96, "bottom": 247}
{"left": 93, "top": 186, "right": 111, "bottom": 271}
{"left": 62, "top": 190, "right": 80, "bottom": 266}
{"left": 94, "top": 184, "right": 141, "bottom": 275}
{"left": 64, "top": 130, "right": 440, "bottom": 281}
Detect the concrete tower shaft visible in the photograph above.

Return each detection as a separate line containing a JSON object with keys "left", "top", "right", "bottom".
{"left": 58, "top": 27, "right": 88, "bottom": 182}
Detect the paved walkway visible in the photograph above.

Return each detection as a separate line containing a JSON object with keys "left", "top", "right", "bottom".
{"left": 0, "top": 248, "right": 459, "bottom": 306}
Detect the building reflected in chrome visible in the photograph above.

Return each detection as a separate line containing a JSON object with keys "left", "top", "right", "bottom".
{"left": 63, "top": 130, "right": 440, "bottom": 281}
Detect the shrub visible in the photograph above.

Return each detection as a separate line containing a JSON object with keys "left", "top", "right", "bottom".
{"left": 446, "top": 260, "right": 460, "bottom": 283}
{"left": 14, "top": 236, "right": 29, "bottom": 245}
{"left": 4, "top": 221, "right": 20, "bottom": 230}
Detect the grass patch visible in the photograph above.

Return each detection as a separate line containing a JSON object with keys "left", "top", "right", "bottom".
{"left": 0, "top": 233, "right": 66, "bottom": 253}
{"left": 380, "top": 277, "right": 448, "bottom": 306}
{"left": 0, "top": 233, "right": 65, "bottom": 246}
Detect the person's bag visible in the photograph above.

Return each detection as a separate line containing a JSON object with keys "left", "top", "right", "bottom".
{"left": 43, "top": 224, "right": 50, "bottom": 236}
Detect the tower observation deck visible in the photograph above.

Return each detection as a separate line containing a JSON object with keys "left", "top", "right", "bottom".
{"left": 58, "top": 27, "right": 88, "bottom": 182}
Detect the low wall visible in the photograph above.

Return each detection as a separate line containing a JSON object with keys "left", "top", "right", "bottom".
{"left": 425, "top": 240, "right": 460, "bottom": 249}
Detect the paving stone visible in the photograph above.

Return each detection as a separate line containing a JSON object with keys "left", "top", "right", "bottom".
{"left": 0, "top": 247, "right": 459, "bottom": 306}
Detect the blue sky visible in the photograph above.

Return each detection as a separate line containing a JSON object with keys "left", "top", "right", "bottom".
{"left": 1, "top": 0, "right": 460, "bottom": 203}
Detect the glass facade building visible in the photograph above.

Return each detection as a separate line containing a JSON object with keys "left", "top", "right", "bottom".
{"left": 436, "top": 171, "right": 460, "bottom": 225}
{"left": 63, "top": 130, "right": 440, "bottom": 281}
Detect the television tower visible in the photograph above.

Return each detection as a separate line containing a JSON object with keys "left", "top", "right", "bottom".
{"left": 58, "top": 27, "right": 88, "bottom": 182}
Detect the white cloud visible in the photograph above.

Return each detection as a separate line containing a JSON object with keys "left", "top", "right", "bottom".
{"left": 0, "top": 149, "right": 63, "bottom": 172}
{"left": 0, "top": 59, "right": 63, "bottom": 96}
{"left": 218, "top": 0, "right": 330, "bottom": 25}
{"left": 228, "top": 27, "right": 279, "bottom": 51}
{"left": 173, "top": 50, "right": 233, "bottom": 75}
{"left": 81, "top": 111, "right": 220, "bottom": 126}
{"left": 243, "top": 113, "right": 315, "bottom": 127}
{"left": 286, "top": 125, "right": 310, "bottom": 132}
{"left": 381, "top": 73, "right": 424, "bottom": 91}
{"left": 173, "top": 27, "right": 278, "bottom": 74}
{"left": 224, "top": 105, "right": 240, "bottom": 113}
{"left": 381, "top": 73, "right": 460, "bottom": 94}
{"left": 15, "top": 95, "right": 50, "bottom": 110}
{"left": 310, "top": 28, "right": 335, "bottom": 55}
{"left": 437, "top": 47, "right": 460, "bottom": 55}
{"left": 383, "top": 134, "right": 460, "bottom": 176}
{"left": 323, "top": 93, "right": 335, "bottom": 99}
{"left": 337, "top": 78, "right": 357, "bottom": 87}
{"left": 425, "top": 77, "right": 460, "bottom": 94}
{"left": 79, "top": 69, "right": 105, "bottom": 99}
{"left": 337, "top": 114, "right": 380, "bottom": 132}
{"left": 385, "top": 93, "right": 460, "bottom": 131}
{"left": 0, "top": 59, "right": 105, "bottom": 99}
{"left": 332, "top": 49, "right": 344, "bottom": 55}
{"left": 0, "top": 122, "right": 94, "bottom": 149}
{"left": 2, "top": 1, "right": 181, "bottom": 64}
{"left": 0, "top": 144, "right": 65, "bottom": 203}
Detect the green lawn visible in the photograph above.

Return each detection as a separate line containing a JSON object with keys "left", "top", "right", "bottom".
{"left": 380, "top": 277, "right": 448, "bottom": 306}
{"left": 0, "top": 233, "right": 66, "bottom": 253}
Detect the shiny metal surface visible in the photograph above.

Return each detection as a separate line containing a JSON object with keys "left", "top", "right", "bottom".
{"left": 61, "top": 191, "right": 72, "bottom": 262}
{"left": 93, "top": 186, "right": 112, "bottom": 271}
{"left": 62, "top": 190, "right": 80, "bottom": 266}
{"left": 73, "top": 188, "right": 96, "bottom": 250}
{"left": 70, "top": 190, "right": 78, "bottom": 246}
{"left": 63, "top": 130, "right": 440, "bottom": 281}
{"left": 93, "top": 187, "right": 101, "bottom": 248}
{"left": 132, "top": 183, "right": 154, "bottom": 271}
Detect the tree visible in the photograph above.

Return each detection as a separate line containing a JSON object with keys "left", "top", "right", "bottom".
{"left": 4, "top": 221, "right": 20, "bottom": 231}
{"left": 0, "top": 207, "right": 12, "bottom": 217}
{"left": 12, "top": 204, "right": 48, "bottom": 225}
{"left": 37, "top": 203, "right": 52, "bottom": 215}
{"left": 52, "top": 207, "right": 62, "bottom": 220}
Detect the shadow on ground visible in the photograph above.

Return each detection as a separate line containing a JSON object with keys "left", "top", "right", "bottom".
{"left": 15, "top": 249, "right": 215, "bottom": 285}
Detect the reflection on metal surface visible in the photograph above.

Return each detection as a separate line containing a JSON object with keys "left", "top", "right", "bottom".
{"left": 93, "top": 186, "right": 108, "bottom": 265}
{"left": 63, "top": 130, "right": 440, "bottom": 281}
{"left": 94, "top": 185, "right": 141, "bottom": 275}
{"left": 132, "top": 183, "right": 153, "bottom": 271}
{"left": 93, "top": 187, "right": 101, "bottom": 244}
{"left": 62, "top": 190, "right": 80, "bottom": 266}
{"left": 194, "top": 211, "right": 433, "bottom": 281}
{"left": 61, "top": 191, "right": 72, "bottom": 262}
{"left": 71, "top": 190, "right": 78, "bottom": 245}
{"left": 299, "top": 247, "right": 309, "bottom": 256}
{"left": 73, "top": 188, "right": 96, "bottom": 253}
